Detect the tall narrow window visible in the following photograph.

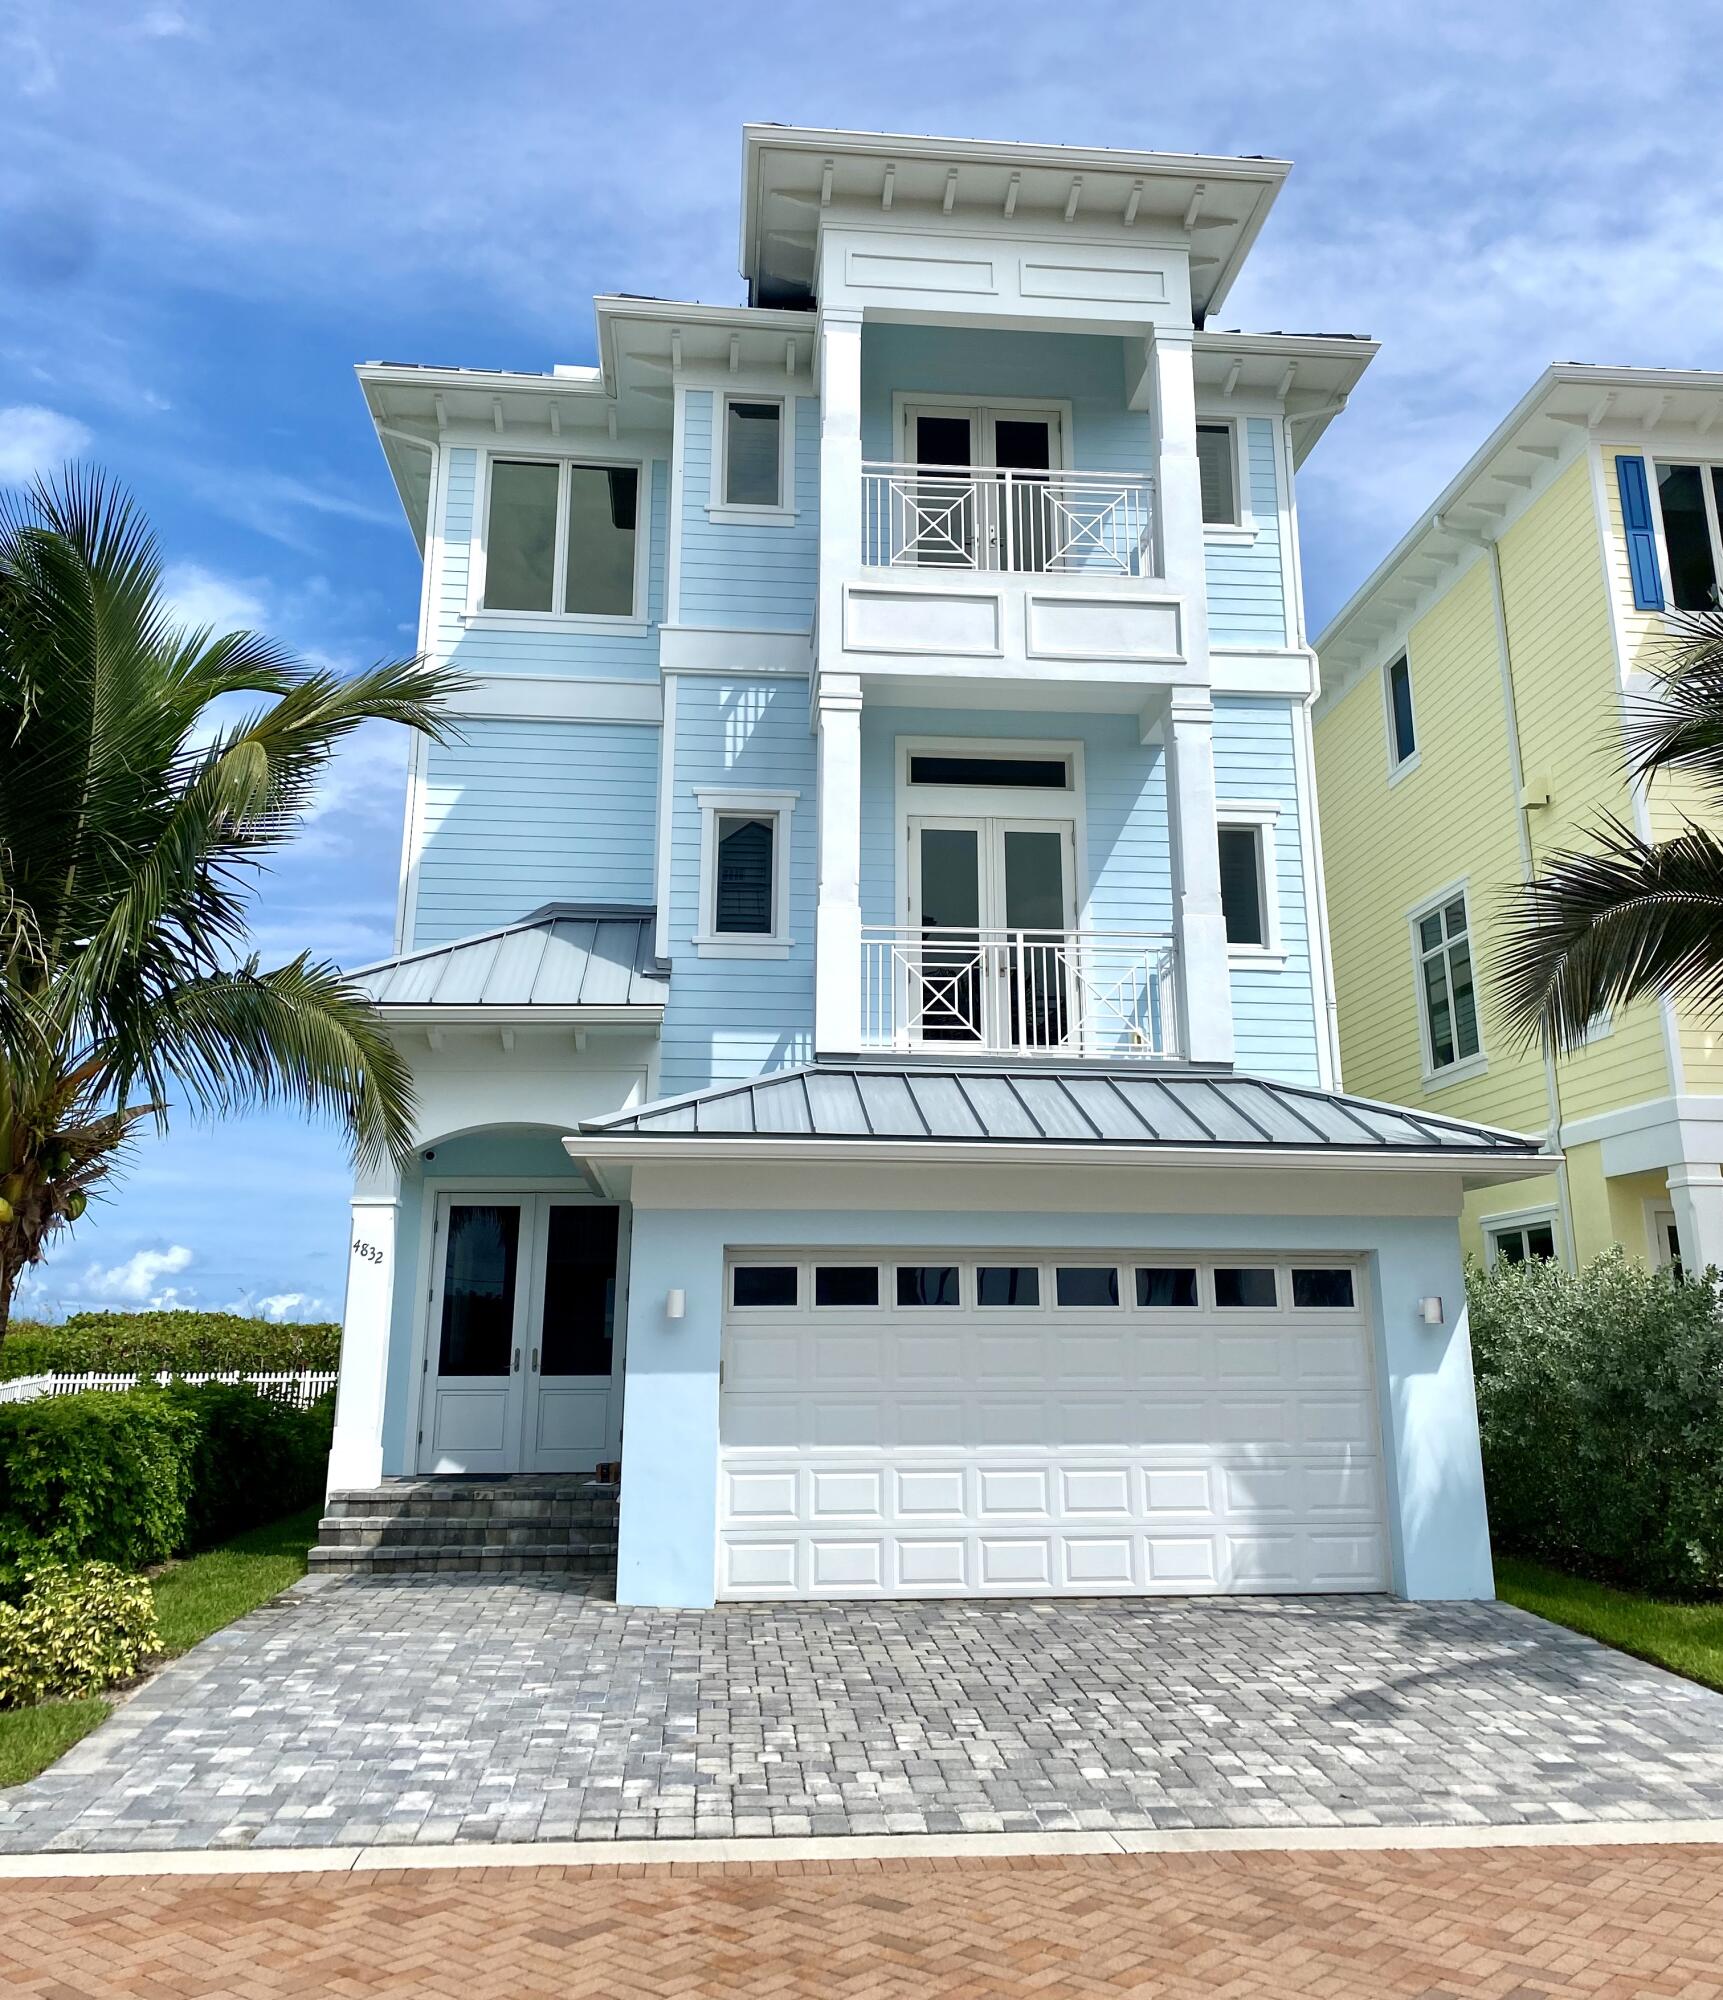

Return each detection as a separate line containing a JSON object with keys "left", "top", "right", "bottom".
{"left": 725, "top": 399, "right": 783, "bottom": 507}
{"left": 1655, "top": 462, "right": 1723, "bottom": 611}
{"left": 1196, "top": 424, "right": 1238, "bottom": 525}
{"left": 1387, "top": 653, "right": 1416, "bottom": 767}
{"left": 1218, "top": 826, "right": 1266, "bottom": 947}
{"left": 713, "top": 815, "right": 775, "bottom": 935}
{"left": 564, "top": 465, "right": 638, "bottom": 615}
{"left": 1416, "top": 892, "right": 1481, "bottom": 1072}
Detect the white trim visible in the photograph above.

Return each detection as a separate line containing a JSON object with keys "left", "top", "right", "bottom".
{"left": 654, "top": 673, "right": 679, "bottom": 964}
{"left": 1648, "top": 1200, "right": 1681, "bottom": 1268}
{"left": 1407, "top": 877, "right": 1486, "bottom": 1086}
{"left": 1290, "top": 696, "right": 1340, "bottom": 1088}
{"left": 709, "top": 389, "right": 797, "bottom": 522}
{"left": 1215, "top": 799, "right": 1282, "bottom": 962}
{"left": 1381, "top": 648, "right": 1419, "bottom": 784}
{"left": 1194, "top": 416, "right": 1250, "bottom": 530}
{"left": 394, "top": 436, "right": 447, "bottom": 954}
{"left": 667, "top": 386, "right": 687, "bottom": 625}
{"left": 1479, "top": 1206, "right": 1561, "bottom": 1267}
{"left": 693, "top": 788, "right": 799, "bottom": 954}
{"left": 657, "top": 625, "right": 814, "bottom": 674}
{"left": 468, "top": 444, "right": 650, "bottom": 626}
{"left": 375, "top": 1004, "right": 664, "bottom": 1028}
{"left": 441, "top": 675, "right": 662, "bottom": 725}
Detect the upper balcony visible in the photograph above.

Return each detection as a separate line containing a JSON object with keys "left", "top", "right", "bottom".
{"left": 860, "top": 463, "right": 1158, "bottom": 579}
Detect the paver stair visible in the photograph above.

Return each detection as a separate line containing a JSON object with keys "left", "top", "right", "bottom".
{"left": 311, "top": 1476, "right": 618, "bottom": 1575}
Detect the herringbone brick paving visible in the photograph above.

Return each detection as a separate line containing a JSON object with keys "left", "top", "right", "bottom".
{"left": 6, "top": 1846, "right": 1723, "bottom": 1996}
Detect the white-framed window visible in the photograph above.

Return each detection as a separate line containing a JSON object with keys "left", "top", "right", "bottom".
{"left": 694, "top": 789, "right": 797, "bottom": 956}
{"left": 1383, "top": 650, "right": 1418, "bottom": 778}
{"left": 1485, "top": 1214, "right": 1558, "bottom": 1266}
{"left": 1196, "top": 422, "right": 1242, "bottom": 526}
{"left": 476, "top": 453, "right": 643, "bottom": 621}
{"left": 1653, "top": 459, "right": 1723, "bottom": 610}
{"left": 1215, "top": 802, "right": 1282, "bottom": 960}
{"left": 1409, "top": 882, "right": 1483, "bottom": 1082}
{"left": 708, "top": 393, "right": 794, "bottom": 521}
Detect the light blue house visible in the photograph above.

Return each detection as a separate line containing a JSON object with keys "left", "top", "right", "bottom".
{"left": 328, "top": 124, "right": 1551, "bottom": 1607}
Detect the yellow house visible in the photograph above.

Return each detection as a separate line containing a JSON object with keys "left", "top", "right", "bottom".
{"left": 1315, "top": 365, "right": 1723, "bottom": 1273}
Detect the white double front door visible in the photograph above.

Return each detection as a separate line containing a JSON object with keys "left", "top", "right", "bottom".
{"left": 418, "top": 1192, "right": 625, "bottom": 1475}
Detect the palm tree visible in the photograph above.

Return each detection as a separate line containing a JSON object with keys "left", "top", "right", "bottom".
{"left": 1497, "top": 607, "right": 1723, "bottom": 1052}
{"left": 0, "top": 469, "right": 466, "bottom": 1334}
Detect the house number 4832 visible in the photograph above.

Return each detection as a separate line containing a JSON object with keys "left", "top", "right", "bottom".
{"left": 352, "top": 1238, "right": 385, "bottom": 1265}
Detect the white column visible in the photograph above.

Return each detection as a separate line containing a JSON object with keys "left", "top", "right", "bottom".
{"left": 1164, "top": 689, "right": 1235, "bottom": 1066}
{"left": 816, "top": 306, "right": 864, "bottom": 656}
{"left": 1144, "top": 323, "right": 1209, "bottom": 651}
{"left": 815, "top": 671, "right": 865, "bottom": 1054}
{"left": 326, "top": 1171, "right": 400, "bottom": 1495}
{"left": 1669, "top": 1164, "right": 1723, "bottom": 1275}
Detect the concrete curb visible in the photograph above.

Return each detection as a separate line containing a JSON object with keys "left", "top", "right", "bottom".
{"left": 5, "top": 1817, "right": 1723, "bottom": 1879}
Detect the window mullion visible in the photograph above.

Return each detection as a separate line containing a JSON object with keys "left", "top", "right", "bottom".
{"left": 553, "top": 459, "right": 570, "bottom": 614}
{"left": 1703, "top": 460, "right": 1723, "bottom": 585}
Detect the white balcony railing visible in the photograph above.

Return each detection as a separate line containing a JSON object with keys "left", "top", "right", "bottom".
{"left": 860, "top": 927, "right": 1178, "bottom": 1061}
{"left": 861, "top": 463, "right": 1157, "bottom": 577}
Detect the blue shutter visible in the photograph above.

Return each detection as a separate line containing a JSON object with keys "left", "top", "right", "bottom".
{"left": 1617, "top": 454, "right": 1666, "bottom": 611}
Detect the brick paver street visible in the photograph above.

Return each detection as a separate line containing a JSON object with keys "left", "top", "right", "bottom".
{"left": 7, "top": 1576, "right": 1723, "bottom": 1854}
{"left": 7, "top": 1845, "right": 1723, "bottom": 1997}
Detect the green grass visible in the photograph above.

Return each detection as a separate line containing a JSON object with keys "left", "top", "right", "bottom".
{"left": 0, "top": 1505, "right": 319, "bottom": 1790}
{"left": 1495, "top": 1554, "right": 1723, "bottom": 1693}
{"left": 0, "top": 1698, "right": 110, "bottom": 1788}
{"left": 149, "top": 1505, "right": 320, "bottom": 1657}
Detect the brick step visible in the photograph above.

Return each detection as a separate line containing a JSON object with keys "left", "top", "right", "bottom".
{"left": 307, "top": 1539, "right": 615, "bottom": 1576}
{"left": 317, "top": 1514, "right": 619, "bottom": 1550}
{"left": 321, "top": 1501, "right": 617, "bottom": 1529}
{"left": 322, "top": 1484, "right": 617, "bottom": 1524}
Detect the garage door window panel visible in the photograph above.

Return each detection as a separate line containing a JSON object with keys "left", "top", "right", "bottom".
{"left": 1135, "top": 1266, "right": 1199, "bottom": 1308}
{"left": 977, "top": 1265, "right": 1041, "bottom": 1306}
{"left": 1215, "top": 1267, "right": 1278, "bottom": 1308}
{"left": 1291, "top": 1268, "right": 1356, "bottom": 1310}
{"left": 733, "top": 1265, "right": 798, "bottom": 1308}
{"left": 896, "top": 1264, "right": 961, "bottom": 1307}
{"left": 1055, "top": 1266, "right": 1120, "bottom": 1307}
{"left": 814, "top": 1265, "right": 881, "bottom": 1308}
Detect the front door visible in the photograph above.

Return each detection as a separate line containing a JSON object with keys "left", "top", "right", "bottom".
{"left": 908, "top": 818, "right": 1076, "bottom": 1047}
{"left": 421, "top": 1195, "right": 625, "bottom": 1474}
{"left": 903, "top": 407, "right": 1063, "bottom": 570}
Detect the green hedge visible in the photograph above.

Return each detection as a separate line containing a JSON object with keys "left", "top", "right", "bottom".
{"left": 0, "top": 1562, "right": 158, "bottom": 1707}
{"left": 0, "top": 1385, "right": 333, "bottom": 1592}
{"left": 1469, "top": 1248, "right": 1723, "bottom": 1595}
{"left": 0, "top": 1310, "right": 340, "bottom": 1380}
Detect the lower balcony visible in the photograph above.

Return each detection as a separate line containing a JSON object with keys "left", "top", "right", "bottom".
{"left": 859, "top": 927, "right": 1178, "bottom": 1062}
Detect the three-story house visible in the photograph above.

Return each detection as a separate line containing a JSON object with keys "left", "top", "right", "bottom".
{"left": 324, "top": 124, "right": 1546, "bottom": 1608}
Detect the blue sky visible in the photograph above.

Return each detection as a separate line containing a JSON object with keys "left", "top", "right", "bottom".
{"left": 2, "top": 0, "right": 1718, "bottom": 1320}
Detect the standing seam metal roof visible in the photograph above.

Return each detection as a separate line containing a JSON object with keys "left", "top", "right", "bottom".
{"left": 350, "top": 906, "right": 669, "bottom": 1009}
{"left": 579, "top": 1062, "right": 1542, "bottom": 1153}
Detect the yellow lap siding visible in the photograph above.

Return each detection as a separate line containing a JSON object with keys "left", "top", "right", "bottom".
{"left": 1600, "top": 446, "right": 1723, "bottom": 1094}
{"left": 1316, "top": 557, "right": 1545, "bottom": 1133}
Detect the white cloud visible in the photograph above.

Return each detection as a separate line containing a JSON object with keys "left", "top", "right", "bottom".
{"left": 157, "top": 559, "right": 267, "bottom": 635}
{"left": 0, "top": 404, "right": 92, "bottom": 483}
{"left": 78, "top": 1243, "right": 195, "bottom": 1307}
{"left": 253, "top": 1291, "right": 330, "bottom": 1322}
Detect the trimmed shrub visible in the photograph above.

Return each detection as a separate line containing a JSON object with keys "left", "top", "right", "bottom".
{"left": 1469, "top": 1248, "right": 1723, "bottom": 1595}
{"left": 0, "top": 1310, "right": 340, "bottom": 1381}
{"left": 0, "top": 1562, "right": 158, "bottom": 1707}
{"left": 0, "top": 1385, "right": 332, "bottom": 1593}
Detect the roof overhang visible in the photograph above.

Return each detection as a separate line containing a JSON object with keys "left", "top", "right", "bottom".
{"left": 1193, "top": 331, "right": 1379, "bottom": 464}
{"left": 740, "top": 123, "right": 1290, "bottom": 320}
{"left": 1316, "top": 362, "right": 1723, "bottom": 708}
{"left": 375, "top": 1005, "right": 664, "bottom": 1029}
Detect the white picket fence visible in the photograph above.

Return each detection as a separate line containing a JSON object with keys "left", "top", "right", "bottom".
{"left": 0, "top": 1369, "right": 337, "bottom": 1409}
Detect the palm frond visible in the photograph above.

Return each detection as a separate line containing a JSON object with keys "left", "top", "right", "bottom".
{"left": 1495, "top": 813, "right": 1723, "bottom": 1052}
{"left": 1622, "top": 607, "right": 1723, "bottom": 803}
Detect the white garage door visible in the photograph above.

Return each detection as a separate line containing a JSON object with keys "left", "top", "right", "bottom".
{"left": 718, "top": 1253, "right": 1389, "bottom": 1599}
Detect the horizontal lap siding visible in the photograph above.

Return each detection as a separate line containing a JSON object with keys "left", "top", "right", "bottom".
{"left": 857, "top": 707, "right": 1169, "bottom": 935}
{"left": 677, "top": 394, "right": 818, "bottom": 631}
{"left": 660, "top": 676, "right": 816, "bottom": 1093}
{"left": 1214, "top": 698, "right": 1320, "bottom": 1085}
{"left": 434, "top": 449, "right": 667, "bottom": 680}
{"left": 1206, "top": 420, "right": 1288, "bottom": 645}
{"left": 1600, "top": 448, "right": 1717, "bottom": 1093}
{"left": 1498, "top": 455, "right": 1669, "bottom": 1119}
{"left": 1316, "top": 559, "right": 1546, "bottom": 1133}
{"left": 413, "top": 720, "right": 658, "bottom": 946}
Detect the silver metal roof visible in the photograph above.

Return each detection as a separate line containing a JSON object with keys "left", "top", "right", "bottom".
{"left": 581, "top": 1062, "right": 1540, "bottom": 1154}
{"left": 351, "top": 906, "right": 669, "bottom": 1011}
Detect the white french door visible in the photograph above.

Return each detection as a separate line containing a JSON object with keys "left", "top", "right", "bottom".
{"left": 907, "top": 817, "right": 1076, "bottom": 1049}
{"left": 902, "top": 406, "right": 1063, "bottom": 570}
{"left": 420, "top": 1194, "right": 624, "bottom": 1474}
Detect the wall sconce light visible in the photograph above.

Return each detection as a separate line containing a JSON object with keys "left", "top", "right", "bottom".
{"left": 665, "top": 1289, "right": 686, "bottom": 1321}
{"left": 1418, "top": 1296, "right": 1444, "bottom": 1326}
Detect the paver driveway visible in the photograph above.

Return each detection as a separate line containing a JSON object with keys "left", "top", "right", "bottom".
{"left": 6, "top": 1574, "right": 1723, "bottom": 1853}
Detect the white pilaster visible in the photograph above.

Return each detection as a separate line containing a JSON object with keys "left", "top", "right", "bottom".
{"left": 1668, "top": 1164, "right": 1723, "bottom": 1275}
{"left": 326, "top": 1173, "right": 400, "bottom": 1495}
{"left": 1144, "top": 323, "right": 1210, "bottom": 659}
{"left": 1164, "top": 689, "right": 1235, "bottom": 1066}
{"left": 815, "top": 307, "right": 864, "bottom": 659}
{"left": 815, "top": 672, "right": 865, "bottom": 1054}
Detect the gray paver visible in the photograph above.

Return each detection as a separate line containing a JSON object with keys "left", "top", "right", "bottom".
{"left": 6, "top": 1578, "right": 1723, "bottom": 1854}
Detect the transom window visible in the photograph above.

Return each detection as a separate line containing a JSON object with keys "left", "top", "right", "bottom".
{"left": 1654, "top": 461, "right": 1723, "bottom": 610}
{"left": 1196, "top": 424, "right": 1239, "bottom": 525}
{"left": 1414, "top": 891, "right": 1481, "bottom": 1073}
{"left": 723, "top": 398, "right": 784, "bottom": 508}
{"left": 907, "top": 752, "right": 1072, "bottom": 789}
{"left": 1487, "top": 1219, "right": 1556, "bottom": 1265}
{"left": 482, "top": 457, "right": 639, "bottom": 617}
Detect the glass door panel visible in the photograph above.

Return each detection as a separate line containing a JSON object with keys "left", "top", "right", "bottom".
{"left": 423, "top": 1202, "right": 529, "bottom": 1473}
{"left": 1001, "top": 827, "right": 1071, "bottom": 1047}
{"left": 909, "top": 410, "right": 977, "bottom": 567}
{"left": 528, "top": 1203, "right": 621, "bottom": 1473}
{"left": 989, "top": 415, "right": 1058, "bottom": 572}
{"left": 912, "top": 823, "right": 984, "bottom": 1042}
